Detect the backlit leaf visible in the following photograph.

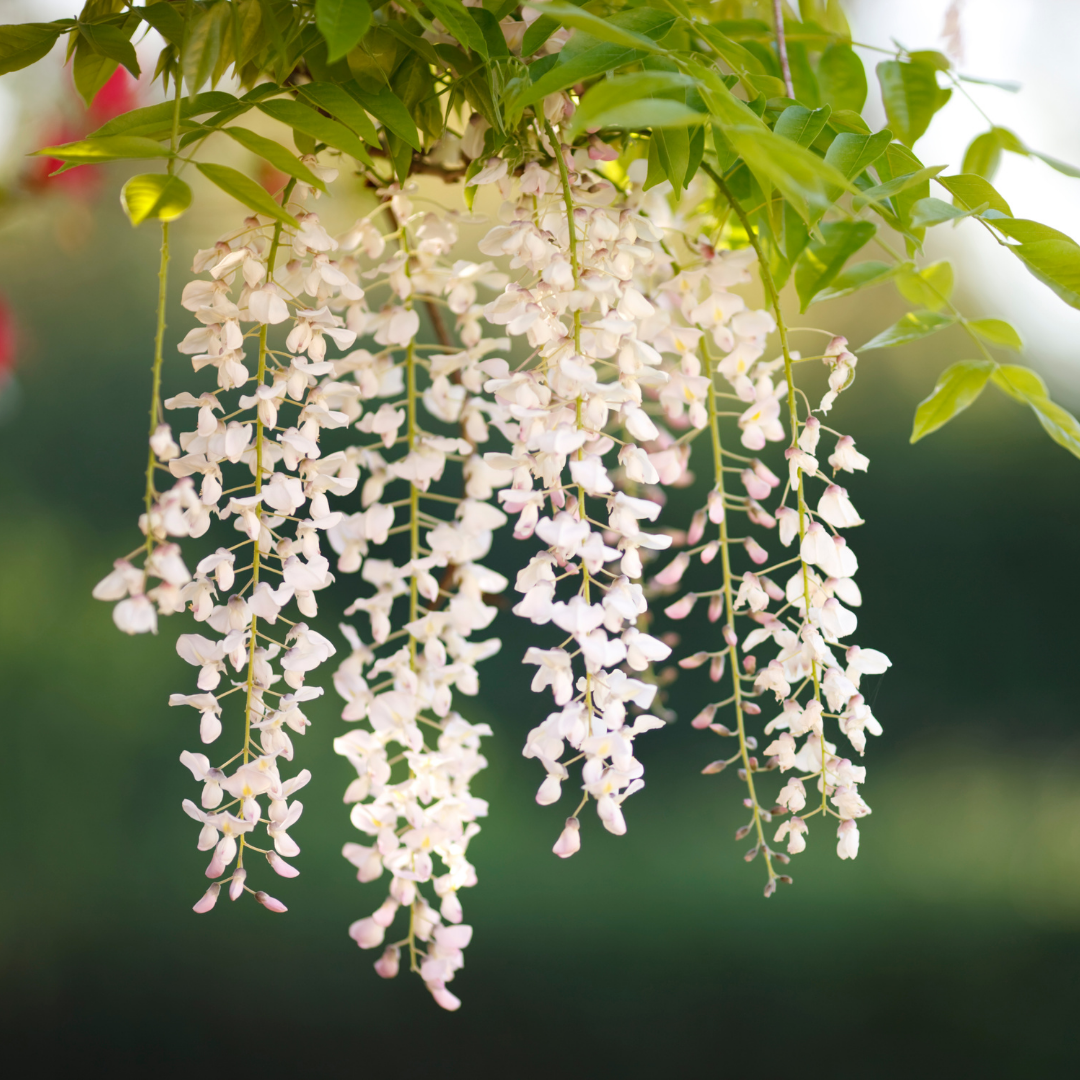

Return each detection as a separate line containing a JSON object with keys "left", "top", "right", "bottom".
{"left": 120, "top": 173, "right": 192, "bottom": 226}
{"left": 860, "top": 310, "right": 955, "bottom": 350}
{"left": 968, "top": 318, "right": 1023, "bottom": 351}
{"left": 910, "top": 360, "right": 995, "bottom": 442}
{"left": 876, "top": 59, "right": 951, "bottom": 147}
{"left": 795, "top": 220, "right": 877, "bottom": 310}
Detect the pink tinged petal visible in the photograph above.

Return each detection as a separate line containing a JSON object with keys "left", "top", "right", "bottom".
{"left": 679, "top": 651, "right": 710, "bottom": 670}
{"left": 229, "top": 868, "right": 247, "bottom": 901}
{"left": 349, "top": 916, "right": 385, "bottom": 949}
{"left": 374, "top": 946, "right": 400, "bottom": 979}
{"left": 664, "top": 593, "right": 697, "bottom": 619}
{"left": 192, "top": 884, "right": 220, "bottom": 913}
{"left": 744, "top": 537, "right": 768, "bottom": 565}
{"left": 267, "top": 851, "right": 300, "bottom": 878}
{"left": 536, "top": 774, "right": 563, "bottom": 805}
{"left": 691, "top": 703, "right": 718, "bottom": 729}
{"left": 552, "top": 817, "right": 581, "bottom": 859}
{"left": 255, "top": 890, "right": 288, "bottom": 913}
{"left": 430, "top": 984, "right": 462, "bottom": 1011}
{"left": 434, "top": 924, "right": 473, "bottom": 950}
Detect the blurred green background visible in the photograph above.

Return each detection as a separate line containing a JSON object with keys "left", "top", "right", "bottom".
{"left": 2, "top": 173, "right": 1079, "bottom": 1078}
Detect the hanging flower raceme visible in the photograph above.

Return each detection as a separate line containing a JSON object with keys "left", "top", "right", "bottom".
{"left": 470, "top": 120, "right": 681, "bottom": 857}
{"left": 651, "top": 214, "right": 891, "bottom": 891}
{"left": 329, "top": 183, "right": 509, "bottom": 1010}
{"left": 94, "top": 166, "right": 360, "bottom": 912}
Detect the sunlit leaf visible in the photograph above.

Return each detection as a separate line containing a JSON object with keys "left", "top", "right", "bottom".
{"left": 936, "top": 173, "right": 1012, "bottom": 217}
{"left": 876, "top": 58, "right": 951, "bottom": 147}
{"left": 896, "top": 260, "right": 954, "bottom": 312}
{"left": 120, "top": 173, "right": 193, "bottom": 226}
{"left": 816, "top": 43, "right": 867, "bottom": 113}
{"left": 991, "top": 364, "right": 1080, "bottom": 459}
{"left": 910, "top": 360, "right": 995, "bottom": 442}
{"left": 809, "top": 260, "right": 905, "bottom": 305}
{"left": 34, "top": 135, "right": 173, "bottom": 165}
{"left": 860, "top": 310, "right": 955, "bottom": 350}
{"left": 968, "top": 318, "right": 1023, "bottom": 351}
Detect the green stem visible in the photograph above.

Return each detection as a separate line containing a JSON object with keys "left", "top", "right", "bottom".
{"left": 705, "top": 342, "right": 775, "bottom": 886}
{"left": 238, "top": 178, "right": 295, "bottom": 869}
{"left": 707, "top": 164, "right": 824, "bottom": 807}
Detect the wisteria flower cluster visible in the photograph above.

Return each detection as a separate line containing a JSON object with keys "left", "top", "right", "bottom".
{"left": 95, "top": 166, "right": 352, "bottom": 912}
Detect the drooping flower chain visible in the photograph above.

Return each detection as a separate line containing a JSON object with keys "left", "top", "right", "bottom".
{"left": 652, "top": 214, "right": 890, "bottom": 890}
{"left": 94, "top": 161, "right": 354, "bottom": 912}
{"left": 471, "top": 113, "right": 679, "bottom": 858}
{"left": 329, "top": 183, "right": 509, "bottom": 1011}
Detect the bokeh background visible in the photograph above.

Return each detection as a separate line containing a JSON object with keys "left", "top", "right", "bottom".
{"left": 2, "top": 1, "right": 1080, "bottom": 1075}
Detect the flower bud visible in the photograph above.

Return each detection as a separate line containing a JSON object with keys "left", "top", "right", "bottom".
{"left": 664, "top": 593, "right": 696, "bottom": 619}
{"left": 687, "top": 509, "right": 706, "bottom": 545}
{"left": 374, "top": 945, "right": 400, "bottom": 979}
{"left": 691, "top": 703, "right": 718, "bottom": 729}
{"left": 552, "top": 817, "right": 581, "bottom": 859}
{"left": 193, "top": 884, "right": 220, "bottom": 914}
{"left": 255, "top": 890, "right": 287, "bottom": 913}
{"left": 679, "top": 651, "right": 710, "bottom": 669}
{"left": 229, "top": 868, "right": 246, "bottom": 901}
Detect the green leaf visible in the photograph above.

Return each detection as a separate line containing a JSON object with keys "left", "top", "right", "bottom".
{"left": 774, "top": 105, "right": 831, "bottom": 147}
{"left": 297, "top": 82, "right": 380, "bottom": 147}
{"left": 426, "top": 0, "right": 488, "bottom": 57}
{"left": 258, "top": 98, "right": 376, "bottom": 164}
{"left": 468, "top": 7, "right": 511, "bottom": 58}
{"left": 0, "top": 22, "right": 67, "bottom": 76}
{"left": 195, "top": 162, "right": 299, "bottom": 226}
{"left": 135, "top": 2, "right": 185, "bottom": 46}
{"left": 909, "top": 196, "right": 980, "bottom": 229}
{"left": 91, "top": 91, "right": 238, "bottom": 138}
{"left": 823, "top": 128, "right": 892, "bottom": 179}
{"left": 521, "top": 13, "right": 560, "bottom": 56}
{"left": 315, "top": 0, "right": 371, "bottom": 62}
{"left": 936, "top": 173, "right": 1012, "bottom": 216}
{"left": 346, "top": 84, "right": 421, "bottom": 150}
{"left": 860, "top": 310, "right": 955, "bottom": 350}
{"left": 991, "top": 364, "right": 1080, "bottom": 459}
{"left": 958, "top": 74, "right": 1020, "bottom": 92}
{"left": 391, "top": 50, "right": 441, "bottom": 141}
{"left": 876, "top": 143, "right": 931, "bottom": 238}
{"left": 579, "top": 97, "right": 706, "bottom": 133}
{"left": 876, "top": 59, "right": 951, "bottom": 147}
{"left": 910, "top": 360, "right": 995, "bottom": 442}
{"left": 1030, "top": 151, "right": 1080, "bottom": 178}
{"left": 511, "top": 8, "right": 675, "bottom": 112}
{"left": 78, "top": 22, "right": 140, "bottom": 78}
{"left": 794, "top": 220, "right": 877, "bottom": 310}
{"left": 120, "top": 173, "right": 193, "bottom": 226}
{"left": 525, "top": 2, "right": 664, "bottom": 53}
{"left": 809, "top": 260, "right": 904, "bottom": 304}
{"left": 852, "top": 164, "right": 946, "bottom": 211}
{"left": 184, "top": 0, "right": 229, "bottom": 97}
{"left": 34, "top": 135, "right": 173, "bottom": 165}
{"left": 1010, "top": 238, "right": 1080, "bottom": 310}
{"left": 992, "top": 218, "right": 1074, "bottom": 244}
{"left": 698, "top": 71, "right": 853, "bottom": 222}
{"left": 969, "top": 318, "right": 1023, "bottom": 351}
{"left": 896, "top": 260, "right": 954, "bottom": 312}
{"left": 961, "top": 126, "right": 1026, "bottom": 181}
{"left": 221, "top": 127, "right": 326, "bottom": 191}
{"left": 568, "top": 71, "right": 696, "bottom": 136}
{"left": 649, "top": 126, "right": 691, "bottom": 191}
{"left": 816, "top": 43, "right": 867, "bottom": 113}
{"left": 72, "top": 35, "right": 118, "bottom": 108}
